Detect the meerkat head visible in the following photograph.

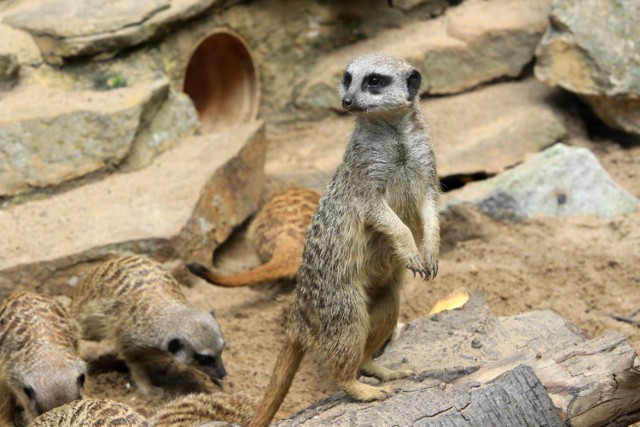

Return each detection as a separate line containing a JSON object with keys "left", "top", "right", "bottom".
{"left": 163, "top": 309, "right": 227, "bottom": 386}
{"left": 15, "top": 357, "right": 86, "bottom": 419}
{"left": 339, "top": 53, "right": 421, "bottom": 115}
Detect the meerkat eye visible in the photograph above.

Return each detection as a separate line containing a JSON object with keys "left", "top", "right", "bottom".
{"left": 194, "top": 353, "right": 216, "bottom": 365}
{"left": 362, "top": 74, "right": 391, "bottom": 91}
{"left": 342, "top": 71, "right": 352, "bottom": 88}
{"left": 77, "top": 373, "right": 85, "bottom": 389}
{"left": 23, "top": 385, "right": 35, "bottom": 400}
{"left": 168, "top": 338, "right": 183, "bottom": 354}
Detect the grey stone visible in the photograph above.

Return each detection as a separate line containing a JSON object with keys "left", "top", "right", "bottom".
{"left": 3, "top": 0, "right": 218, "bottom": 63}
{"left": 0, "top": 79, "right": 168, "bottom": 196}
{"left": 430, "top": 79, "right": 567, "bottom": 177}
{"left": 0, "top": 23, "right": 42, "bottom": 66}
{"left": 0, "top": 121, "right": 266, "bottom": 298}
{"left": 120, "top": 88, "right": 200, "bottom": 172}
{"left": 535, "top": 0, "right": 640, "bottom": 135}
{"left": 0, "top": 53, "right": 18, "bottom": 83}
{"left": 295, "top": 0, "right": 551, "bottom": 113}
{"left": 449, "top": 143, "right": 638, "bottom": 220}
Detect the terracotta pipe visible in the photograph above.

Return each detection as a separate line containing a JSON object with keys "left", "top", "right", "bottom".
{"left": 182, "top": 29, "right": 260, "bottom": 133}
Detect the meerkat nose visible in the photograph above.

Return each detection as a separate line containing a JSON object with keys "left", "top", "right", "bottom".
{"left": 342, "top": 96, "right": 354, "bottom": 109}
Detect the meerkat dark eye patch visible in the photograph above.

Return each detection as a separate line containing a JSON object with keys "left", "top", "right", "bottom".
{"left": 168, "top": 338, "right": 183, "bottom": 354}
{"left": 362, "top": 73, "right": 392, "bottom": 93}
{"left": 194, "top": 353, "right": 216, "bottom": 365}
{"left": 23, "top": 385, "right": 35, "bottom": 400}
{"left": 77, "top": 373, "right": 85, "bottom": 389}
{"left": 342, "top": 71, "right": 352, "bottom": 88}
{"left": 407, "top": 69, "right": 422, "bottom": 99}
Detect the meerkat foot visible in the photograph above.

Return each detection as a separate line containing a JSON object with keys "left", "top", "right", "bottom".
{"left": 359, "top": 360, "right": 413, "bottom": 382}
{"left": 338, "top": 380, "right": 394, "bottom": 402}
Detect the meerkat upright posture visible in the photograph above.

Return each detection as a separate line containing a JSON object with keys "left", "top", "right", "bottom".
{"left": 70, "top": 255, "right": 227, "bottom": 394}
{"left": 187, "top": 187, "right": 320, "bottom": 287}
{"left": 249, "top": 54, "right": 440, "bottom": 427}
{"left": 0, "top": 292, "right": 86, "bottom": 426}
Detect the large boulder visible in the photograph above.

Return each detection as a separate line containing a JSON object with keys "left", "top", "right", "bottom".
{"left": 448, "top": 143, "right": 637, "bottom": 221}
{"left": 295, "top": 0, "right": 552, "bottom": 113}
{"left": 0, "top": 121, "right": 266, "bottom": 298}
{"left": 428, "top": 78, "right": 566, "bottom": 177}
{"left": 2, "top": 0, "right": 218, "bottom": 64}
{"left": 0, "top": 79, "right": 198, "bottom": 197}
{"left": 535, "top": 0, "right": 640, "bottom": 135}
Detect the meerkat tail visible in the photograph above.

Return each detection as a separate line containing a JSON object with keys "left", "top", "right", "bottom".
{"left": 249, "top": 338, "right": 305, "bottom": 427}
{"left": 187, "top": 242, "right": 301, "bottom": 287}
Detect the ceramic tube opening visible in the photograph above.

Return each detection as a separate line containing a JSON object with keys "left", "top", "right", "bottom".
{"left": 183, "top": 30, "right": 260, "bottom": 133}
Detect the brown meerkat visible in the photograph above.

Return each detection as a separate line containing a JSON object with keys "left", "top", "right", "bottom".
{"left": 28, "top": 393, "right": 254, "bottom": 427}
{"left": 187, "top": 187, "right": 321, "bottom": 287}
{"left": 27, "top": 399, "right": 147, "bottom": 427}
{"left": 249, "top": 53, "right": 440, "bottom": 427}
{"left": 69, "top": 255, "right": 227, "bottom": 394}
{"left": 0, "top": 292, "right": 86, "bottom": 426}
{"left": 150, "top": 392, "right": 254, "bottom": 427}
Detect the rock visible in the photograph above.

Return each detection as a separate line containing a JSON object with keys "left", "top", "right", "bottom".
{"left": 448, "top": 143, "right": 638, "bottom": 221}
{"left": 295, "top": 0, "right": 551, "bottom": 112}
{"left": 428, "top": 78, "right": 566, "bottom": 177}
{"left": 535, "top": 0, "right": 640, "bottom": 135}
{"left": 0, "top": 121, "right": 266, "bottom": 298}
{"left": 0, "top": 53, "right": 18, "bottom": 86}
{"left": 2, "top": 0, "right": 218, "bottom": 64}
{"left": 120, "top": 88, "right": 200, "bottom": 172}
{"left": 0, "top": 79, "right": 169, "bottom": 197}
{"left": 0, "top": 23, "right": 42, "bottom": 67}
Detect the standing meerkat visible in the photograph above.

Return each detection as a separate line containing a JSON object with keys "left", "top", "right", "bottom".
{"left": 70, "top": 255, "right": 227, "bottom": 394}
{"left": 187, "top": 187, "right": 320, "bottom": 287}
{"left": 0, "top": 292, "right": 86, "bottom": 426}
{"left": 249, "top": 54, "right": 440, "bottom": 427}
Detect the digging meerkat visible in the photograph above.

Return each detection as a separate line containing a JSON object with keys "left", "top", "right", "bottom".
{"left": 0, "top": 292, "right": 86, "bottom": 426}
{"left": 187, "top": 187, "right": 320, "bottom": 287}
{"left": 249, "top": 53, "right": 440, "bottom": 427}
{"left": 69, "top": 255, "right": 227, "bottom": 394}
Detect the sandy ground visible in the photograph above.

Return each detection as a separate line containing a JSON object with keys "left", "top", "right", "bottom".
{"left": 78, "top": 85, "right": 640, "bottom": 423}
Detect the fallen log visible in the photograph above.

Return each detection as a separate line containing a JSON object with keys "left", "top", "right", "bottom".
{"left": 275, "top": 292, "right": 640, "bottom": 427}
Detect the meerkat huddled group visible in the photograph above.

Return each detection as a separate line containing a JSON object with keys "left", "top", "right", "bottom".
{"left": 1, "top": 53, "right": 440, "bottom": 426}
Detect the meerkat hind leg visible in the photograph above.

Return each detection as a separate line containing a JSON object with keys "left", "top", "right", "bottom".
{"left": 359, "top": 283, "right": 412, "bottom": 382}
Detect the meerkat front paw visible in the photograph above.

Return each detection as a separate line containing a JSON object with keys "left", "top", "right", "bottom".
{"left": 421, "top": 254, "right": 438, "bottom": 281}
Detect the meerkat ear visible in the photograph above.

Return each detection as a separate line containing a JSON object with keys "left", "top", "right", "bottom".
{"left": 209, "top": 310, "right": 217, "bottom": 318}
{"left": 407, "top": 69, "right": 422, "bottom": 100}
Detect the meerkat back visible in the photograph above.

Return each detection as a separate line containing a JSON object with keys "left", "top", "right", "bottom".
{"left": 187, "top": 187, "right": 320, "bottom": 287}
{"left": 28, "top": 399, "right": 147, "bottom": 427}
{"left": 70, "top": 255, "right": 186, "bottom": 340}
